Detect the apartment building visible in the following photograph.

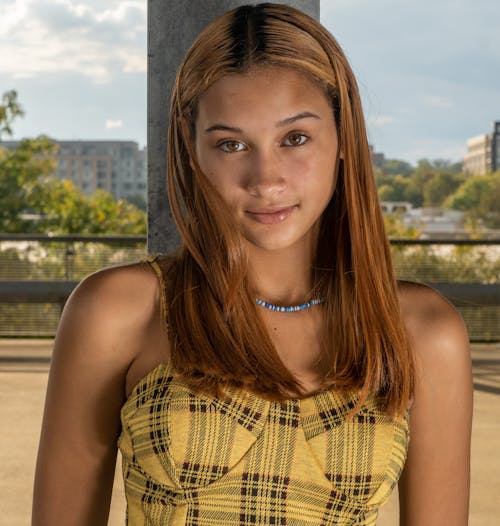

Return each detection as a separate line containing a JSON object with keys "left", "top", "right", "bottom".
{"left": 2, "top": 139, "right": 147, "bottom": 203}
{"left": 55, "top": 141, "right": 147, "bottom": 202}
{"left": 464, "top": 121, "right": 500, "bottom": 175}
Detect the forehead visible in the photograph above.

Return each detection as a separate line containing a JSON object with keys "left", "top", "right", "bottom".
{"left": 196, "top": 66, "right": 331, "bottom": 126}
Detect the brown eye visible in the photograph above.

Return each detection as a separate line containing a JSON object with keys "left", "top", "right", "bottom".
{"left": 283, "top": 132, "right": 308, "bottom": 147}
{"left": 219, "top": 140, "right": 246, "bottom": 153}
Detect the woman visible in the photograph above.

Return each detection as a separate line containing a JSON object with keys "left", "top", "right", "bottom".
{"left": 32, "top": 4, "right": 473, "bottom": 525}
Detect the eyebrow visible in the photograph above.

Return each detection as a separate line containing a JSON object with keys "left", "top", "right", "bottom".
{"left": 204, "top": 112, "right": 321, "bottom": 133}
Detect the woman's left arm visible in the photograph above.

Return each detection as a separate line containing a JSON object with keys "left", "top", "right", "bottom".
{"left": 398, "top": 285, "right": 473, "bottom": 525}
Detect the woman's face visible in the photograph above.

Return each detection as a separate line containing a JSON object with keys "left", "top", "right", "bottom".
{"left": 194, "top": 66, "right": 340, "bottom": 253}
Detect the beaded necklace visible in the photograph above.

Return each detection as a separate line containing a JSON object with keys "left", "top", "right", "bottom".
{"left": 255, "top": 297, "right": 325, "bottom": 313}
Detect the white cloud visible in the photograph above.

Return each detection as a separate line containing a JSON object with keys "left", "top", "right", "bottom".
{"left": 105, "top": 119, "right": 123, "bottom": 129}
{"left": 0, "top": 0, "right": 146, "bottom": 83}
{"left": 368, "top": 115, "right": 397, "bottom": 127}
{"left": 424, "top": 95, "right": 455, "bottom": 109}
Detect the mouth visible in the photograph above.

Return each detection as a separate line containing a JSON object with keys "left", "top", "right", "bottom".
{"left": 245, "top": 205, "right": 297, "bottom": 225}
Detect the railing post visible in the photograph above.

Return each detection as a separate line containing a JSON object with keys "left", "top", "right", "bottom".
{"left": 147, "top": 0, "right": 320, "bottom": 254}
{"left": 64, "top": 242, "right": 75, "bottom": 281}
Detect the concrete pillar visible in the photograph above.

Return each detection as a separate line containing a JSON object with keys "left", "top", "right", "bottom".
{"left": 148, "top": 0, "right": 320, "bottom": 253}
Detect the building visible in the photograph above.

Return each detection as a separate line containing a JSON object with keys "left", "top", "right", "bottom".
{"left": 463, "top": 121, "right": 500, "bottom": 175}
{"left": 2, "top": 139, "right": 147, "bottom": 203}
{"left": 55, "top": 141, "right": 147, "bottom": 203}
{"left": 492, "top": 121, "right": 500, "bottom": 172}
{"left": 369, "top": 145, "right": 385, "bottom": 169}
{"left": 464, "top": 133, "right": 493, "bottom": 175}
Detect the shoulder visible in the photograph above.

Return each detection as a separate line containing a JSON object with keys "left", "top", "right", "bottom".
{"left": 66, "top": 260, "right": 160, "bottom": 326}
{"left": 57, "top": 258, "right": 165, "bottom": 368}
{"left": 397, "top": 280, "right": 470, "bottom": 368}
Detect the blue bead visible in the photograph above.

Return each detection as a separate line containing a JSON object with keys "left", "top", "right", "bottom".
{"left": 255, "top": 296, "right": 325, "bottom": 312}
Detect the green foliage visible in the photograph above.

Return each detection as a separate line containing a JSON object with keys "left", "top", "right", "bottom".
{"left": 422, "top": 172, "right": 463, "bottom": 207}
{"left": 444, "top": 175, "right": 489, "bottom": 210}
{"left": 377, "top": 158, "right": 467, "bottom": 209}
{"left": 444, "top": 172, "right": 500, "bottom": 229}
{"left": 377, "top": 175, "right": 410, "bottom": 202}
{"left": 0, "top": 90, "right": 24, "bottom": 139}
{"left": 0, "top": 90, "right": 146, "bottom": 235}
{"left": 27, "top": 178, "right": 146, "bottom": 234}
{"left": 0, "top": 135, "right": 58, "bottom": 231}
{"left": 383, "top": 213, "right": 420, "bottom": 238}
{"left": 381, "top": 159, "right": 414, "bottom": 176}
{"left": 392, "top": 245, "right": 500, "bottom": 284}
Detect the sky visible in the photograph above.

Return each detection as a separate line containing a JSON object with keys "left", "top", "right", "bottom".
{"left": 1, "top": 0, "right": 499, "bottom": 164}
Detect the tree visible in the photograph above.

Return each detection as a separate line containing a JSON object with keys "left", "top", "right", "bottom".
{"left": 377, "top": 175, "right": 410, "bottom": 202}
{"left": 445, "top": 172, "right": 500, "bottom": 229}
{"left": 0, "top": 90, "right": 147, "bottom": 234}
{"left": 0, "top": 90, "right": 24, "bottom": 140}
{"left": 401, "top": 159, "right": 463, "bottom": 208}
{"left": 0, "top": 135, "right": 58, "bottom": 232}
{"left": 422, "top": 172, "right": 462, "bottom": 207}
{"left": 444, "top": 175, "right": 491, "bottom": 211}
{"left": 381, "top": 159, "right": 414, "bottom": 176}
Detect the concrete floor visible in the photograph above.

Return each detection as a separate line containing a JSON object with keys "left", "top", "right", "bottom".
{"left": 1, "top": 340, "right": 498, "bottom": 525}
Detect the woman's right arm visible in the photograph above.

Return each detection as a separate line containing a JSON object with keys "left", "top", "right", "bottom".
{"left": 32, "top": 263, "right": 161, "bottom": 525}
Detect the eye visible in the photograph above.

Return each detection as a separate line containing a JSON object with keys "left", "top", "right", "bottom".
{"left": 217, "top": 140, "right": 247, "bottom": 153}
{"left": 283, "top": 132, "right": 309, "bottom": 147}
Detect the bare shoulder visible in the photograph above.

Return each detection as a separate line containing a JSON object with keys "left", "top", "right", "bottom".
{"left": 58, "top": 261, "right": 161, "bottom": 364}
{"left": 66, "top": 260, "right": 159, "bottom": 329}
{"left": 66, "top": 260, "right": 160, "bottom": 320}
{"left": 397, "top": 280, "right": 470, "bottom": 365}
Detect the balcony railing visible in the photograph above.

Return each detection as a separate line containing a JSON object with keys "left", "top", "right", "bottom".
{"left": 0, "top": 234, "right": 498, "bottom": 341}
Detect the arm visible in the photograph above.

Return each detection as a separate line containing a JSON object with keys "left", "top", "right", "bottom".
{"left": 32, "top": 263, "right": 160, "bottom": 525}
{"left": 398, "top": 285, "right": 473, "bottom": 525}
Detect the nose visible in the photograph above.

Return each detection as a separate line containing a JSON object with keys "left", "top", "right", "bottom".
{"left": 244, "top": 150, "right": 286, "bottom": 198}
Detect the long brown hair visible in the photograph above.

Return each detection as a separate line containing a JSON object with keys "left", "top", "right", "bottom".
{"left": 164, "top": 3, "right": 414, "bottom": 416}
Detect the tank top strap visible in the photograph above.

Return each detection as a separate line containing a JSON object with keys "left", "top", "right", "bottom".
{"left": 143, "top": 254, "right": 176, "bottom": 325}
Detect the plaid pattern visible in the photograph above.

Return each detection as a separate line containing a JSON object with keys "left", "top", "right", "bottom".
{"left": 118, "top": 362, "right": 409, "bottom": 525}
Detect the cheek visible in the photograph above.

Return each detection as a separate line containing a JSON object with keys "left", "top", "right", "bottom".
{"left": 200, "top": 163, "right": 243, "bottom": 206}
{"left": 289, "top": 154, "right": 337, "bottom": 195}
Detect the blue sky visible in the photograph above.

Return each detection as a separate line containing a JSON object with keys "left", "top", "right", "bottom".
{"left": 1, "top": 0, "right": 499, "bottom": 164}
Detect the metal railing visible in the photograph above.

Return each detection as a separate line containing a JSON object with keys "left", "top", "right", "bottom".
{"left": 1, "top": 235, "right": 499, "bottom": 340}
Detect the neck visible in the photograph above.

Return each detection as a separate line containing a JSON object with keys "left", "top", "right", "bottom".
{"left": 247, "top": 239, "right": 317, "bottom": 305}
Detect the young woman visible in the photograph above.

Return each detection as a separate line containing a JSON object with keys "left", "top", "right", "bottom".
{"left": 32, "top": 4, "right": 473, "bottom": 525}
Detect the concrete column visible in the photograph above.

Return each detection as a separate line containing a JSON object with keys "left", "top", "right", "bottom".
{"left": 148, "top": 0, "right": 320, "bottom": 253}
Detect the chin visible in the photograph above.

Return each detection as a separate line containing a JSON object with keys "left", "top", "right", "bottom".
{"left": 243, "top": 230, "right": 308, "bottom": 253}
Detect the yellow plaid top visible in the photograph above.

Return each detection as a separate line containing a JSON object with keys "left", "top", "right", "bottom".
{"left": 118, "top": 259, "right": 410, "bottom": 525}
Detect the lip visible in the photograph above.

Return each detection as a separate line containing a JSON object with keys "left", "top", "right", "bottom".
{"left": 245, "top": 205, "right": 296, "bottom": 225}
